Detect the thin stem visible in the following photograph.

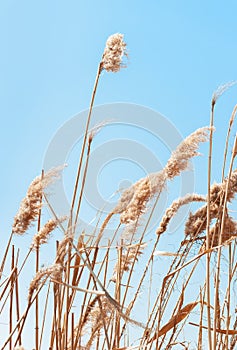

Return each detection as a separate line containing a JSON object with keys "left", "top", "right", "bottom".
{"left": 198, "top": 288, "right": 205, "bottom": 350}
{"left": 69, "top": 62, "right": 102, "bottom": 233}
{"left": 71, "top": 312, "right": 74, "bottom": 350}
{"left": 74, "top": 129, "right": 93, "bottom": 229}
{"left": 39, "top": 282, "right": 51, "bottom": 350}
{"left": 206, "top": 101, "right": 215, "bottom": 350}
{"left": 0, "top": 231, "right": 13, "bottom": 280}
{"left": 9, "top": 245, "right": 14, "bottom": 350}
{"left": 14, "top": 265, "right": 21, "bottom": 346}
{"left": 60, "top": 64, "right": 102, "bottom": 346}
{"left": 114, "top": 245, "right": 122, "bottom": 349}
{"left": 213, "top": 134, "right": 237, "bottom": 348}
{"left": 35, "top": 169, "right": 44, "bottom": 350}
{"left": 225, "top": 244, "right": 232, "bottom": 347}
{"left": 147, "top": 256, "right": 153, "bottom": 320}
{"left": 221, "top": 105, "right": 237, "bottom": 180}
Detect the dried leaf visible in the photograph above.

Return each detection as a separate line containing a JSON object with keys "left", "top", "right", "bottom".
{"left": 153, "top": 250, "right": 181, "bottom": 257}
{"left": 149, "top": 302, "right": 198, "bottom": 342}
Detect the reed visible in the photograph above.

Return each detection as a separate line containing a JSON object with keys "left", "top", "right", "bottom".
{"left": 1, "top": 34, "right": 237, "bottom": 350}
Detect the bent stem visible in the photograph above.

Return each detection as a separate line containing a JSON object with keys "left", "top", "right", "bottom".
{"left": 69, "top": 62, "right": 103, "bottom": 234}
{"left": 63, "top": 62, "right": 102, "bottom": 346}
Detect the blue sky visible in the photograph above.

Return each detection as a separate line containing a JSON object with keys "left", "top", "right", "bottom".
{"left": 1, "top": 1, "right": 237, "bottom": 347}
{"left": 1, "top": 0, "right": 237, "bottom": 258}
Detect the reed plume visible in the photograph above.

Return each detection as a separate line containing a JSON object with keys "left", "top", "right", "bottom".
{"left": 210, "top": 215, "right": 237, "bottom": 247}
{"left": 12, "top": 166, "right": 65, "bottom": 235}
{"left": 113, "top": 171, "right": 166, "bottom": 226}
{"left": 111, "top": 242, "right": 145, "bottom": 282}
{"left": 31, "top": 216, "right": 67, "bottom": 249}
{"left": 55, "top": 232, "right": 74, "bottom": 265}
{"left": 28, "top": 263, "right": 62, "bottom": 302}
{"left": 185, "top": 169, "right": 237, "bottom": 238}
{"left": 156, "top": 193, "right": 206, "bottom": 235}
{"left": 164, "top": 127, "right": 211, "bottom": 179}
{"left": 113, "top": 126, "right": 211, "bottom": 226}
{"left": 85, "top": 296, "right": 113, "bottom": 348}
{"left": 101, "top": 33, "right": 127, "bottom": 73}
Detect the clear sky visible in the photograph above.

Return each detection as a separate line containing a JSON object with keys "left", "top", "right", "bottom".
{"left": 1, "top": 1, "right": 237, "bottom": 347}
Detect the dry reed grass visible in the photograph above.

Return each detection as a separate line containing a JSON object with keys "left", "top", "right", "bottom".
{"left": 1, "top": 34, "right": 237, "bottom": 350}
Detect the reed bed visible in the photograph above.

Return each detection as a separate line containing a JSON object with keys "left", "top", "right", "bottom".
{"left": 1, "top": 33, "right": 237, "bottom": 350}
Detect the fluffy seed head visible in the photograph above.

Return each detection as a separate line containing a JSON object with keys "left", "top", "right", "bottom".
{"left": 114, "top": 171, "right": 167, "bottom": 225}
{"left": 210, "top": 216, "right": 237, "bottom": 247}
{"left": 101, "top": 33, "right": 127, "bottom": 72}
{"left": 85, "top": 296, "right": 113, "bottom": 348}
{"left": 157, "top": 193, "right": 206, "bottom": 235}
{"left": 55, "top": 232, "right": 73, "bottom": 265}
{"left": 185, "top": 170, "right": 237, "bottom": 238}
{"left": 32, "top": 216, "right": 67, "bottom": 249}
{"left": 111, "top": 127, "right": 210, "bottom": 226}
{"left": 164, "top": 127, "right": 211, "bottom": 179}
{"left": 212, "top": 81, "right": 237, "bottom": 106}
{"left": 28, "top": 263, "right": 62, "bottom": 302}
{"left": 120, "top": 177, "right": 151, "bottom": 224}
{"left": 12, "top": 166, "right": 65, "bottom": 235}
{"left": 111, "top": 242, "right": 145, "bottom": 282}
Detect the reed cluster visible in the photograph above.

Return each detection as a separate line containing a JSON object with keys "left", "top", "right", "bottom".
{"left": 1, "top": 33, "right": 237, "bottom": 350}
